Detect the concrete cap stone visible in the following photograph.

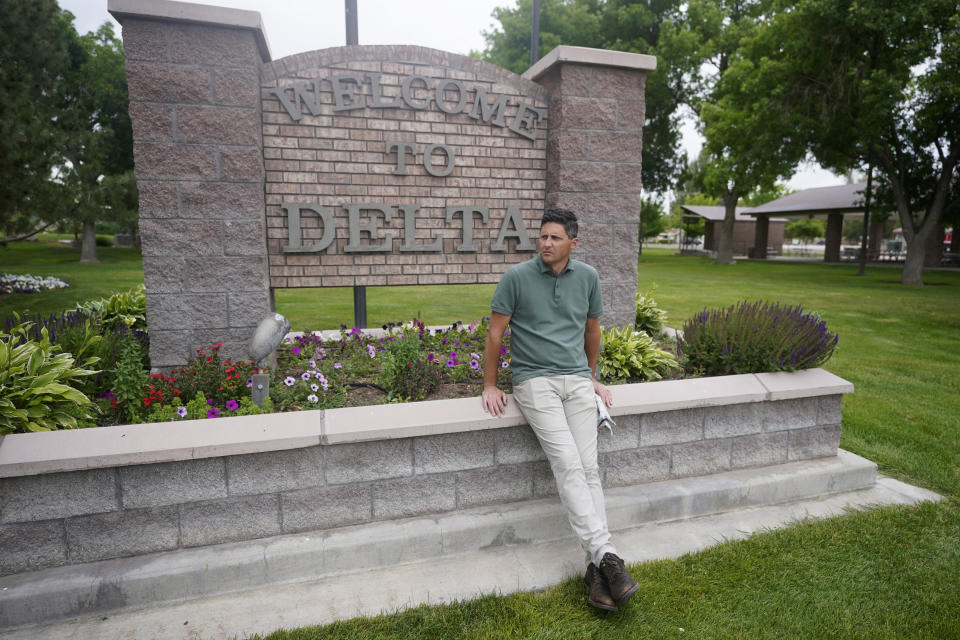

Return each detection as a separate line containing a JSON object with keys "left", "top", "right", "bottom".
{"left": 608, "top": 373, "right": 768, "bottom": 416}
{"left": 0, "top": 411, "right": 322, "bottom": 478}
{"left": 523, "top": 45, "right": 657, "bottom": 82}
{"left": 755, "top": 368, "right": 854, "bottom": 400}
{"left": 108, "top": 0, "right": 272, "bottom": 61}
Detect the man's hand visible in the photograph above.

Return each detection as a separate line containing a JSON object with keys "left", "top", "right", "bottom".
{"left": 593, "top": 378, "right": 613, "bottom": 408}
{"left": 482, "top": 385, "right": 508, "bottom": 417}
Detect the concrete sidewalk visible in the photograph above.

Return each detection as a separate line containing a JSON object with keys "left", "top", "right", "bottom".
{"left": 0, "top": 453, "right": 941, "bottom": 639}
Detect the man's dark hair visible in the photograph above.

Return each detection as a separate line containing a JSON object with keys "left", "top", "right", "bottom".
{"left": 541, "top": 208, "right": 578, "bottom": 239}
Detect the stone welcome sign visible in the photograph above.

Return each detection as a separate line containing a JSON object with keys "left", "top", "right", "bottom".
{"left": 110, "top": 0, "right": 655, "bottom": 368}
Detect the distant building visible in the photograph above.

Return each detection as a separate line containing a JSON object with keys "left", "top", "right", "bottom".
{"left": 679, "top": 205, "right": 786, "bottom": 257}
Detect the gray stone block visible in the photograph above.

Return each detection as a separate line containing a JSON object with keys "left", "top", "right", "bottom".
{"left": 0, "top": 520, "right": 66, "bottom": 576}
{"left": 414, "top": 430, "right": 495, "bottom": 474}
{"left": 704, "top": 403, "right": 765, "bottom": 439}
{"left": 788, "top": 425, "right": 842, "bottom": 461}
{"left": 602, "top": 446, "right": 671, "bottom": 487}
{"left": 640, "top": 408, "right": 704, "bottom": 446}
{"left": 227, "top": 446, "right": 323, "bottom": 496}
{"left": 456, "top": 464, "right": 533, "bottom": 509}
{"left": 765, "top": 397, "right": 818, "bottom": 431}
{"left": 121, "top": 458, "right": 226, "bottom": 509}
{"left": 532, "top": 460, "right": 559, "bottom": 497}
{"left": 1, "top": 468, "right": 117, "bottom": 523}
{"left": 494, "top": 425, "right": 546, "bottom": 464}
{"left": 281, "top": 484, "right": 371, "bottom": 533}
{"left": 598, "top": 414, "right": 640, "bottom": 452}
{"left": 181, "top": 494, "right": 280, "bottom": 547}
{"left": 372, "top": 474, "right": 456, "bottom": 520}
{"left": 324, "top": 439, "right": 412, "bottom": 484}
{"left": 731, "top": 432, "right": 789, "bottom": 470}
{"left": 66, "top": 506, "right": 179, "bottom": 563}
{"left": 672, "top": 440, "right": 731, "bottom": 479}
{"left": 818, "top": 394, "right": 843, "bottom": 425}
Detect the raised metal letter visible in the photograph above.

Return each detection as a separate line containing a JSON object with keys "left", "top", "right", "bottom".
{"left": 331, "top": 73, "right": 366, "bottom": 112}
{"left": 282, "top": 202, "right": 335, "bottom": 253}
{"left": 493, "top": 206, "right": 536, "bottom": 252}
{"left": 434, "top": 79, "right": 467, "bottom": 114}
{"left": 386, "top": 141, "right": 417, "bottom": 175}
{"left": 344, "top": 203, "right": 394, "bottom": 252}
{"left": 401, "top": 74, "right": 431, "bottom": 109}
{"left": 270, "top": 80, "right": 325, "bottom": 122}
{"left": 468, "top": 87, "right": 510, "bottom": 128}
{"left": 423, "top": 144, "right": 456, "bottom": 177}
{"left": 399, "top": 204, "right": 442, "bottom": 252}
{"left": 446, "top": 206, "right": 489, "bottom": 252}
{"left": 367, "top": 73, "right": 401, "bottom": 108}
{"left": 508, "top": 101, "right": 546, "bottom": 141}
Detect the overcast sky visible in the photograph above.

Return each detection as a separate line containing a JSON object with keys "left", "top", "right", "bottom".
{"left": 60, "top": 0, "right": 846, "bottom": 196}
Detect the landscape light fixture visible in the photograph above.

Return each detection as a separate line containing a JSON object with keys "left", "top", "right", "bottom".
{"left": 247, "top": 313, "right": 291, "bottom": 406}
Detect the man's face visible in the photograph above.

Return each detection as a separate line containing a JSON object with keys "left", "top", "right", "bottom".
{"left": 538, "top": 221, "right": 578, "bottom": 269}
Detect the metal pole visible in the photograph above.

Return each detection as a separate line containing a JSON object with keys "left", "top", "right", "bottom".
{"left": 857, "top": 166, "right": 873, "bottom": 276}
{"left": 345, "top": 0, "right": 364, "bottom": 326}
{"left": 530, "top": 0, "right": 540, "bottom": 66}
{"left": 345, "top": 0, "right": 358, "bottom": 45}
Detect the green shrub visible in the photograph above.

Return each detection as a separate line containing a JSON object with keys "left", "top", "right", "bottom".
{"left": 108, "top": 335, "right": 150, "bottom": 425}
{"left": 679, "top": 300, "right": 838, "bottom": 376}
{"left": 381, "top": 331, "right": 442, "bottom": 401}
{"left": 598, "top": 326, "right": 679, "bottom": 383}
{"left": 144, "top": 392, "right": 273, "bottom": 422}
{"left": 0, "top": 316, "right": 101, "bottom": 434}
{"left": 76, "top": 284, "right": 146, "bottom": 331}
{"left": 635, "top": 287, "right": 668, "bottom": 336}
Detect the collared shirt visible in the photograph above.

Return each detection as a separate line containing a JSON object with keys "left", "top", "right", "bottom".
{"left": 490, "top": 255, "right": 603, "bottom": 384}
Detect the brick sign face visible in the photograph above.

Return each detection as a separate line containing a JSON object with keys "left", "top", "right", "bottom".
{"left": 260, "top": 46, "right": 550, "bottom": 289}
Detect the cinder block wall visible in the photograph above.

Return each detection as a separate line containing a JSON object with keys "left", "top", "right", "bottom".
{"left": 0, "top": 395, "right": 842, "bottom": 577}
{"left": 530, "top": 52, "right": 651, "bottom": 329}
{"left": 119, "top": 12, "right": 273, "bottom": 368}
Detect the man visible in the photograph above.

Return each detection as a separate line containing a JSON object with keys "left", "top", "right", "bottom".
{"left": 481, "top": 208, "right": 640, "bottom": 612}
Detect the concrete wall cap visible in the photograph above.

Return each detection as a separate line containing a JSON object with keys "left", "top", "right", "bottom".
{"left": 108, "top": 0, "right": 272, "bottom": 61}
{"left": 754, "top": 368, "right": 854, "bottom": 400}
{"left": 0, "top": 411, "right": 322, "bottom": 478}
{"left": 0, "top": 369, "right": 850, "bottom": 477}
{"left": 523, "top": 45, "right": 657, "bottom": 82}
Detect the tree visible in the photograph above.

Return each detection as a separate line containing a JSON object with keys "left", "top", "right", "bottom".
{"left": 0, "top": 0, "right": 75, "bottom": 236}
{"left": 478, "top": 0, "right": 686, "bottom": 194}
{"left": 638, "top": 197, "right": 667, "bottom": 255}
{"left": 664, "top": 0, "right": 804, "bottom": 264}
{"left": 51, "top": 23, "right": 135, "bottom": 262}
{"left": 785, "top": 218, "right": 825, "bottom": 245}
{"left": 744, "top": 0, "right": 960, "bottom": 285}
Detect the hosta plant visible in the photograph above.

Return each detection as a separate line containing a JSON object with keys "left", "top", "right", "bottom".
{"left": 679, "top": 300, "right": 838, "bottom": 376}
{"left": 635, "top": 287, "right": 668, "bottom": 336}
{"left": 598, "top": 326, "right": 679, "bottom": 383}
{"left": 0, "top": 317, "right": 101, "bottom": 434}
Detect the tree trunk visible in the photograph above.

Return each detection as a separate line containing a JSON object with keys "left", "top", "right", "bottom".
{"left": 80, "top": 221, "right": 99, "bottom": 263}
{"left": 714, "top": 190, "right": 737, "bottom": 264}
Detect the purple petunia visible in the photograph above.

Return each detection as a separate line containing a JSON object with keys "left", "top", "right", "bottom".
{"left": 225, "top": 400, "right": 239, "bottom": 411}
{"left": 446, "top": 358, "right": 457, "bottom": 368}
{"left": 470, "top": 359, "right": 480, "bottom": 371}
{"left": 311, "top": 383, "right": 319, "bottom": 392}
{"left": 284, "top": 376, "right": 295, "bottom": 386}
{"left": 307, "top": 394, "right": 319, "bottom": 403}
{"left": 291, "top": 345, "right": 301, "bottom": 355}
{"left": 176, "top": 406, "right": 188, "bottom": 417}
{"left": 301, "top": 372, "right": 312, "bottom": 380}
{"left": 334, "top": 362, "right": 342, "bottom": 369}
{"left": 207, "top": 408, "right": 220, "bottom": 418}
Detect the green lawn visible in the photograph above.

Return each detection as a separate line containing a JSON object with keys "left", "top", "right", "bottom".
{"left": 0, "top": 235, "right": 143, "bottom": 320}
{"left": 4, "top": 241, "right": 959, "bottom": 638}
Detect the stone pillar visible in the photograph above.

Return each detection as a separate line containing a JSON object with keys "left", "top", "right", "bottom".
{"left": 525, "top": 47, "right": 656, "bottom": 328}
{"left": 824, "top": 213, "right": 844, "bottom": 262}
{"left": 753, "top": 215, "right": 770, "bottom": 259}
{"left": 110, "top": 0, "right": 273, "bottom": 368}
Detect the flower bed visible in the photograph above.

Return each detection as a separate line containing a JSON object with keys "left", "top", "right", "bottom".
{"left": 0, "top": 273, "right": 68, "bottom": 295}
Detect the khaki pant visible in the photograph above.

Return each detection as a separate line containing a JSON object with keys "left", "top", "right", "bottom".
{"left": 513, "top": 374, "right": 617, "bottom": 566}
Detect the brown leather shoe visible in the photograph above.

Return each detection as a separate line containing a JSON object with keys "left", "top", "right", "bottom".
{"left": 584, "top": 562, "right": 618, "bottom": 612}
{"left": 599, "top": 552, "right": 639, "bottom": 605}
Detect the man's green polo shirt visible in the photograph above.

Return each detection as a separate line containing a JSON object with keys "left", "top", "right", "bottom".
{"left": 490, "top": 255, "right": 603, "bottom": 384}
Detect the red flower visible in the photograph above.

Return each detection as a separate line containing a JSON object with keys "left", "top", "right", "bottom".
{"left": 142, "top": 398, "right": 151, "bottom": 406}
